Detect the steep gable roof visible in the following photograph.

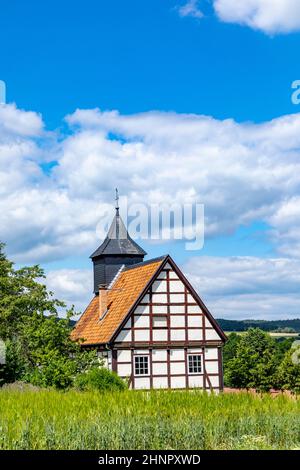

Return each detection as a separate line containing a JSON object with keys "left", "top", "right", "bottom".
{"left": 71, "top": 256, "right": 166, "bottom": 345}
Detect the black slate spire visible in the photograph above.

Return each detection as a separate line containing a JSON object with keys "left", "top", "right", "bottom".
{"left": 90, "top": 191, "right": 146, "bottom": 293}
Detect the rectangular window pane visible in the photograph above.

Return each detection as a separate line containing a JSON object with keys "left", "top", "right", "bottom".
{"left": 134, "top": 355, "right": 149, "bottom": 375}
{"left": 188, "top": 354, "right": 202, "bottom": 374}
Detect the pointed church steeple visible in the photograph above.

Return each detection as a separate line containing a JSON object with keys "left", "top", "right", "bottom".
{"left": 90, "top": 191, "right": 146, "bottom": 294}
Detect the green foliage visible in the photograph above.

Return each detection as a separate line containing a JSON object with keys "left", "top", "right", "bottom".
{"left": 75, "top": 367, "right": 127, "bottom": 392}
{"left": 223, "top": 333, "right": 241, "bottom": 365}
{"left": 224, "top": 328, "right": 278, "bottom": 391}
{"left": 0, "top": 389, "right": 299, "bottom": 450}
{"left": 276, "top": 342, "right": 300, "bottom": 393}
{"left": 0, "top": 242, "right": 97, "bottom": 389}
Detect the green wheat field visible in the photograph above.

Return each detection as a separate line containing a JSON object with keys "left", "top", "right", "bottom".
{"left": 0, "top": 389, "right": 299, "bottom": 450}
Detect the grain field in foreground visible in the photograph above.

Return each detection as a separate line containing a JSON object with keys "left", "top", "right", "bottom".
{"left": 0, "top": 389, "right": 299, "bottom": 450}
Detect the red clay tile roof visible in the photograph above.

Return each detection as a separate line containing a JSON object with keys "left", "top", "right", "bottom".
{"left": 71, "top": 258, "right": 164, "bottom": 345}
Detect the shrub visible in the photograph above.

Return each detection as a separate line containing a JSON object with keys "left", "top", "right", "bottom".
{"left": 74, "top": 367, "right": 127, "bottom": 392}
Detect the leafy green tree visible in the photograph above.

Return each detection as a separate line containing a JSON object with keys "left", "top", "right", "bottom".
{"left": 276, "top": 341, "right": 300, "bottom": 393}
{"left": 0, "top": 242, "right": 96, "bottom": 388}
{"left": 224, "top": 328, "right": 277, "bottom": 391}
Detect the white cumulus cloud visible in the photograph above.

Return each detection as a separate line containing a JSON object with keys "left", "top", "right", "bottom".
{"left": 213, "top": 0, "right": 300, "bottom": 34}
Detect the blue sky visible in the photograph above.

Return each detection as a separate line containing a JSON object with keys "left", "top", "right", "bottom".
{"left": 1, "top": 0, "right": 300, "bottom": 319}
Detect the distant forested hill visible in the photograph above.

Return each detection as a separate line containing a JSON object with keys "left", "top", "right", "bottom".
{"left": 216, "top": 318, "right": 300, "bottom": 333}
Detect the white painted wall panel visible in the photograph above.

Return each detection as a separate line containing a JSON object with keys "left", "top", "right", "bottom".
{"left": 152, "top": 362, "right": 168, "bottom": 375}
{"left": 169, "top": 270, "right": 179, "bottom": 279}
{"left": 134, "top": 377, "right": 150, "bottom": 389}
{"left": 170, "top": 315, "right": 185, "bottom": 328}
{"left": 134, "top": 314, "right": 150, "bottom": 328}
{"left": 157, "top": 271, "right": 167, "bottom": 280}
{"left": 170, "top": 349, "right": 185, "bottom": 360}
{"left": 152, "top": 349, "right": 168, "bottom": 361}
{"left": 134, "top": 305, "right": 149, "bottom": 315}
{"left": 118, "top": 363, "right": 132, "bottom": 376}
{"left": 188, "top": 305, "right": 202, "bottom": 314}
{"left": 117, "top": 350, "right": 131, "bottom": 362}
{"left": 170, "top": 362, "right": 185, "bottom": 375}
{"left": 189, "top": 375, "right": 204, "bottom": 388}
{"left": 188, "top": 329, "right": 203, "bottom": 341}
{"left": 187, "top": 294, "right": 196, "bottom": 303}
{"left": 205, "top": 316, "right": 213, "bottom": 328}
{"left": 116, "top": 330, "right": 132, "bottom": 342}
{"left": 170, "top": 329, "right": 185, "bottom": 341}
{"left": 169, "top": 305, "right": 185, "bottom": 314}
{"left": 152, "top": 293, "right": 168, "bottom": 303}
{"left": 170, "top": 293, "right": 185, "bottom": 303}
{"left": 205, "top": 329, "right": 221, "bottom": 340}
{"left": 134, "top": 349, "right": 149, "bottom": 354}
{"left": 169, "top": 280, "right": 185, "bottom": 293}
{"left": 170, "top": 376, "right": 186, "bottom": 388}
{"left": 205, "top": 361, "right": 219, "bottom": 374}
{"left": 152, "top": 280, "right": 167, "bottom": 292}
{"left": 187, "top": 315, "right": 202, "bottom": 327}
{"left": 134, "top": 329, "right": 150, "bottom": 341}
{"left": 205, "top": 348, "right": 218, "bottom": 360}
{"left": 153, "top": 376, "right": 168, "bottom": 388}
{"left": 152, "top": 329, "right": 168, "bottom": 341}
{"left": 209, "top": 375, "right": 219, "bottom": 388}
{"left": 164, "top": 263, "right": 172, "bottom": 270}
{"left": 152, "top": 305, "right": 168, "bottom": 314}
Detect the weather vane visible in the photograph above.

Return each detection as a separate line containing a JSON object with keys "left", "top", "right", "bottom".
{"left": 115, "top": 188, "right": 119, "bottom": 214}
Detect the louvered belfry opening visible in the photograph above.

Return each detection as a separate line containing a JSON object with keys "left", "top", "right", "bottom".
{"left": 90, "top": 208, "right": 146, "bottom": 294}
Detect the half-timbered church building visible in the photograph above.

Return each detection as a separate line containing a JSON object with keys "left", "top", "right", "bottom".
{"left": 72, "top": 203, "right": 226, "bottom": 391}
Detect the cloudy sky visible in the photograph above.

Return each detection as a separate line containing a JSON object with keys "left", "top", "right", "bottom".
{"left": 1, "top": 0, "right": 300, "bottom": 320}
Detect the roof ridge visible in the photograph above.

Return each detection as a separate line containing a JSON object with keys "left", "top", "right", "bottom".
{"left": 123, "top": 255, "right": 168, "bottom": 271}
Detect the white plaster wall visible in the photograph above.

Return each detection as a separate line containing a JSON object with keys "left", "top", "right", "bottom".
{"left": 188, "top": 329, "right": 203, "bottom": 341}
{"left": 170, "top": 349, "right": 185, "bottom": 360}
{"left": 152, "top": 329, "right": 168, "bottom": 341}
{"left": 117, "top": 350, "right": 131, "bottom": 362}
{"left": 152, "top": 293, "right": 168, "bottom": 303}
{"left": 170, "top": 315, "right": 185, "bottom": 327}
{"left": 169, "top": 280, "right": 185, "bottom": 292}
{"left": 134, "top": 314, "right": 150, "bottom": 328}
{"left": 205, "top": 348, "right": 218, "bottom": 360}
{"left": 188, "top": 305, "right": 202, "bottom": 314}
{"left": 116, "top": 329, "right": 132, "bottom": 342}
{"left": 134, "top": 305, "right": 149, "bottom": 315}
{"left": 152, "top": 280, "right": 167, "bottom": 292}
{"left": 152, "top": 305, "right": 168, "bottom": 314}
{"left": 153, "top": 376, "right": 168, "bottom": 388}
{"left": 170, "top": 376, "right": 186, "bottom": 388}
{"left": 170, "top": 293, "right": 185, "bottom": 303}
{"left": 134, "top": 329, "right": 150, "bottom": 341}
{"left": 152, "top": 349, "right": 168, "bottom": 361}
{"left": 209, "top": 375, "right": 219, "bottom": 388}
{"left": 118, "top": 363, "right": 132, "bottom": 376}
{"left": 187, "top": 315, "right": 202, "bottom": 327}
{"left": 205, "top": 361, "right": 219, "bottom": 374}
{"left": 169, "top": 305, "right": 185, "bottom": 314}
{"left": 170, "top": 362, "right": 185, "bottom": 375}
{"left": 189, "top": 375, "right": 204, "bottom": 388}
{"left": 134, "top": 377, "right": 150, "bottom": 389}
{"left": 170, "top": 329, "right": 185, "bottom": 341}
{"left": 152, "top": 362, "right": 168, "bottom": 375}
{"left": 206, "top": 329, "right": 221, "bottom": 340}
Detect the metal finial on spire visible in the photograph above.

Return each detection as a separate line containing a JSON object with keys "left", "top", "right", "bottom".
{"left": 115, "top": 188, "right": 119, "bottom": 215}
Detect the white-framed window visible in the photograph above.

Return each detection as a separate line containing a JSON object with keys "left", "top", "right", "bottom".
{"left": 152, "top": 315, "right": 167, "bottom": 329}
{"left": 134, "top": 355, "right": 149, "bottom": 376}
{"left": 188, "top": 354, "right": 202, "bottom": 374}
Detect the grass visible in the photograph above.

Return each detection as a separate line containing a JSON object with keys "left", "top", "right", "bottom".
{"left": 0, "top": 389, "right": 299, "bottom": 450}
